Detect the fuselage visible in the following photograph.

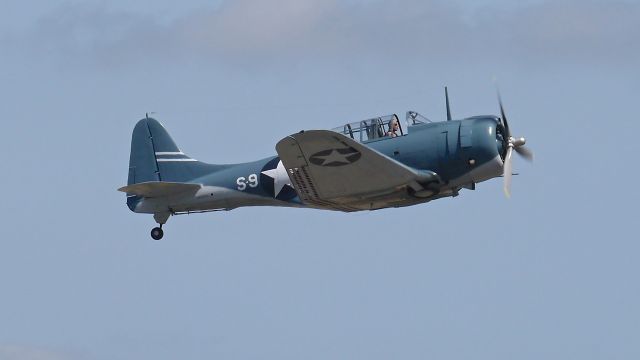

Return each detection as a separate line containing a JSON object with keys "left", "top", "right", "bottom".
{"left": 129, "top": 116, "right": 506, "bottom": 214}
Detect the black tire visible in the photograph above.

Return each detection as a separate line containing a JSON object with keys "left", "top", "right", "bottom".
{"left": 151, "top": 227, "right": 164, "bottom": 240}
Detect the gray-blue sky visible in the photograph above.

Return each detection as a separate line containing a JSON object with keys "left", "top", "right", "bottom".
{"left": 1, "top": 1, "right": 639, "bottom": 359}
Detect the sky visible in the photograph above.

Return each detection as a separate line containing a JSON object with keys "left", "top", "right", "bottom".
{"left": 1, "top": 0, "right": 639, "bottom": 359}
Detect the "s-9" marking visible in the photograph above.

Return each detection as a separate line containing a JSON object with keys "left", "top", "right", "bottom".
{"left": 236, "top": 174, "right": 258, "bottom": 191}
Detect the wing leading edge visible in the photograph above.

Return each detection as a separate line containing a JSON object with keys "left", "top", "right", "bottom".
{"left": 276, "top": 130, "right": 441, "bottom": 211}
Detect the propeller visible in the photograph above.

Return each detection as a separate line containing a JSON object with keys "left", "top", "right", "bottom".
{"left": 497, "top": 90, "right": 533, "bottom": 198}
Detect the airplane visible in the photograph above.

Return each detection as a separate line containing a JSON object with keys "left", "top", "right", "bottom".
{"left": 118, "top": 89, "right": 532, "bottom": 239}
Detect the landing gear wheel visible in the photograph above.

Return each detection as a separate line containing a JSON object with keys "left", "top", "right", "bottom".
{"left": 151, "top": 227, "right": 164, "bottom": 240}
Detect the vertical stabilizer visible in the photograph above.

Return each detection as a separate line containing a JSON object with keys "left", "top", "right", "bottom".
{"left": 127, "top": 117, "right": 221, "bottom": 185}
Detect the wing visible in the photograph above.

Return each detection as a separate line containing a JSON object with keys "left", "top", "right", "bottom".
{"left": 118, "top": 181, "right": 201, "bottom": 198}
{"left": 276, "top": 130, "right": 440, "bottom": 211}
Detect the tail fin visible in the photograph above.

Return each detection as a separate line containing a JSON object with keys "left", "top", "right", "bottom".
{"left": 127, "top": 116, "right": 220, "bottom": 185}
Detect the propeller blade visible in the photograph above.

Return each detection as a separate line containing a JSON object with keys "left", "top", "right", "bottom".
{"left": 503, "top": 146, "right": 513, "bottom": 198}
{"left": 497, "top": 89, "right": 510, "bottom": 138}
{"left": 514, "top": 145, "right": 534, "bottom": 162}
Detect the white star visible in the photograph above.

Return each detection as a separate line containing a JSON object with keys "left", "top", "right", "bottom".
{"left": 261, "top": 160, "right": 293, "bottom": 198}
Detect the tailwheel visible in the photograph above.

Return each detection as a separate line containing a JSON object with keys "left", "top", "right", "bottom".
{"left": 150, "top": 227, "right": 164, "bottom": 240}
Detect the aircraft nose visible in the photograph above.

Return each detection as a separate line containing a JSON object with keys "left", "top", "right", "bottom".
{"left": 469, "top": 118, "right": 501, "bottom": 162}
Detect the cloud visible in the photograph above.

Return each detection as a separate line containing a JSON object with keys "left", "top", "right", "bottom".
{"left": 178, "top": 0, "right": 338, "bottom": 52}
{"left": 491, "top": 0, "right": 640, "bottom": 63}
{"left": 8, "top": 0, "right": 640, "bottom": 68}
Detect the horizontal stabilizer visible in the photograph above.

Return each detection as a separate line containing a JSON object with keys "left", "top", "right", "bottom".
{"left": 118, "top": 181, "right": 201, "bottom": 198}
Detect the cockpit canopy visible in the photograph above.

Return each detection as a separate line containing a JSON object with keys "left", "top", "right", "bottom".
{"left": 330, "top": 112, "right": 432, "bottom": 143}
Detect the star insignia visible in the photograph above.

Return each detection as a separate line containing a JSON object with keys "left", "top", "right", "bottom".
{"left": 309, "top": 147, "right": 361, "bottom": 167}
{"left": 261, "top": 160, "right": 293, "bottom": 198}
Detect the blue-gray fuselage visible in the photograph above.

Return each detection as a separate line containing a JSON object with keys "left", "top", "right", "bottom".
{"left": 127, "top": 115, "right": 507, "bottom": 215}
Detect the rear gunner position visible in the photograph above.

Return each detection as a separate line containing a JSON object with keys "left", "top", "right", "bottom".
{"left": 119, "top": 89, "right": 532, "bottom": 239}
